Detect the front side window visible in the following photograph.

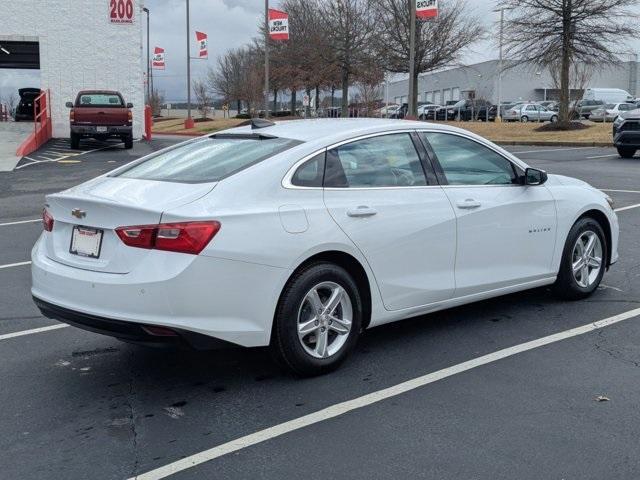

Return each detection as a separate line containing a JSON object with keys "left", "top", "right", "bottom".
{"left": 420, "top": 132, "right": 519, "bottom": 186}
{"left": 77, "top": 93, "right": 123, "bottom": 107}
{"left": 324, "top": 133, "right": 427, "bottom": 188}
{"left": 115, "top": 136, "right": 300, "bottom": 183}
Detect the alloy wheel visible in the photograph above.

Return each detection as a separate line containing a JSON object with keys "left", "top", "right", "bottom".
{"left": 571, "top": 231, "right": 603, "bottom": 288}
{"left": 297, "top": 281, "right": 353, "bottom": 359}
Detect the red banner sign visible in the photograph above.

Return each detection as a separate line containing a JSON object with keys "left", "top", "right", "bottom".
{"left": 196, "top": 31, "right": 208, "bottom": 58}
{"left": 416, "top": 0, "right": 438, "bottom": 19}
{"left": 152, "top": 47, "right": 165, "bottom": 70}
{"left": 109, "top": 0, "right": 135, "bottom": 24}
{"left": 268, "top": 9, "right": 289, "bottom": 41}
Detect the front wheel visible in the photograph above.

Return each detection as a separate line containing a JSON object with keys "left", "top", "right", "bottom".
{"left": 617, "top": 147, "right": 636, "bottom": 158}
{"left": 550, "top": 115, "right": 558, "bottom": 123}
{"left": 271, "top": 262, "right": 363, "bottom": 376}
{"left": 553, "top": 217, "right": 606, "bottom": 300}
{"left": 521, "top": 115, "right": 529, "bottom": 123}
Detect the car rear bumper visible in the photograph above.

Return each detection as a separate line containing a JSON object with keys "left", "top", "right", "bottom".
{"left": 71, "top": 125, "right": 132, "bottom": 137}
{"left": 31, "top": 235, "right": 288, "bottom": 348}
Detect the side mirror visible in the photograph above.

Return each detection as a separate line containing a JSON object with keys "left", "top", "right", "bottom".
{"left": 525, "top": 167, "right": 548, "bottom": 186}
{"left": 65, "top": 101, "right": 73, "bottom": 108}
{"left": 126, "top": 102, "right": 134, "bottom": 108}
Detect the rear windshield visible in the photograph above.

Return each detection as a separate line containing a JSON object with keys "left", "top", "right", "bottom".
{"left": 113, "top": 136, "right": 301, "bottom": 183}
{"left": 76, "top": 93, "right": 123, "bottom": 107}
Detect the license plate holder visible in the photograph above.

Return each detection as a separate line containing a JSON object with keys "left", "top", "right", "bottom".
{"left": 96, "top": 126, "right": 108, "bottom": 133}
{"left": 70, "top": 226, "right": 103, "bottom": 258}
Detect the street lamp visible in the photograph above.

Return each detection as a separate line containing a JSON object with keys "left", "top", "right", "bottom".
{"left": 493, "top": 7, "right": 512, "bottom": 122}
{"left": 142, "top": 7, "right": 150, "bottom": 105}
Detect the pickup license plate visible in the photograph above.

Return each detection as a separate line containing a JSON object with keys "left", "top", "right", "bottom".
{"left": 70, "top": 226, "right": 103, "bottom": 258}
{"left": 96, "top": 126, "right": 108, "bottom": 133}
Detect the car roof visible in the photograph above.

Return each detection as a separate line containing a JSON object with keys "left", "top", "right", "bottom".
{"left": 76, "top": 90, "right": 122, "bottom": 95}
{"left": 219, "top": 118, "right": 468, "bottom": 143}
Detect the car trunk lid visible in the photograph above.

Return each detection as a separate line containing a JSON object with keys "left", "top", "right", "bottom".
{"left": 44, "top": 177, "right": 217, "bottom": 273}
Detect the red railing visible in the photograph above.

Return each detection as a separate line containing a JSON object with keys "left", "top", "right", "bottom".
{"left": 16, "top": 89, "right": 52, "bottom": 157}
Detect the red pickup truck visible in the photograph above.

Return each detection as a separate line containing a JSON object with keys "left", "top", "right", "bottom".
{"left": 66, "top": 90, "right": 133, "bottom": 149}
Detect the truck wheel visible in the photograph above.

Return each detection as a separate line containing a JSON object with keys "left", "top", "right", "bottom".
{"left": 617, "top": 147, "right": 636, "bottom": 158}
{"left": 124, "top": 135, "right": 133, "bottom": 149}
{"left": 70, "top": 134, "right": 80, "bottom": 149}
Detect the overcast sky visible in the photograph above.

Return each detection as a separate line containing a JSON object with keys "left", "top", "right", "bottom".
{"left": 2, "top": 0, "right": 639, "bottom": 102}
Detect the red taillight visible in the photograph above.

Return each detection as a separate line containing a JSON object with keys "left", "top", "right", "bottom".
{"left": 69, "top": 109, "right": 75, "bottom": 123}
{"left": 115, "top": 221, "right": 220, "bottom": 255}
{"left": 42, "top": 209, "right": 54, "bottom": 232}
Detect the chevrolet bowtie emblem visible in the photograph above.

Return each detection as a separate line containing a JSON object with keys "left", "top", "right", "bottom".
{"left": 71, "top": 208, "right": 86, "bottom": 219}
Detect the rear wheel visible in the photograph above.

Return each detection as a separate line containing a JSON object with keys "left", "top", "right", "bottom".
{"left": 617, "top": 147, "right": 636, "bottom": 158}
{"left": 550, "top": 115, "right": 558, "bottom": 123}
{"left": 553, "top": 217, "right": 606, "bottom": 300}
{"left": 271, "top": 262, "right": 363, "bottom": 376}
{"left": 521, "top": 115, "right": 529, "bottom": 123}
{"left": 124, "top": 135, "right": 133, "bottom": 149}
{"left": 70, "top": 133, "right": 80, "bottom": 149}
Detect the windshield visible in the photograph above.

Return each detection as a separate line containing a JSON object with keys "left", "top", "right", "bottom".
{"left": 113, "top": 136, "right": 301, "bottom": 183}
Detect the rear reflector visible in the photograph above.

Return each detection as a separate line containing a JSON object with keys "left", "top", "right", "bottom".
{"left": 142, "top": 325, "right": 179, "bottom": 337}
{"left": 115, "top": 221, "right": 220, "bottom": 255}
{"left": 42, "top": 208, "right": 54, "bottom": 232}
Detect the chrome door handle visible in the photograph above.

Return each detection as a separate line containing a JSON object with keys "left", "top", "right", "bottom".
{"left": 456, "top": 199, "right": 481, "bottom": 209}
{"left": 347, "top": 206, "right": 378, "bottom": 217}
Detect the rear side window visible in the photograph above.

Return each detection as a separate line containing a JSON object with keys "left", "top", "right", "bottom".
{"left": 114, "top": 136, "right": 300, "bottom": 183}
{"left": 77, "top": 93, "right": 123, "bottom": 107}
{"left": 291, "top": 153, "right": 325, "bottom": 187}
{"left": 324, "top": 133, "right": 427, "bottom": 188}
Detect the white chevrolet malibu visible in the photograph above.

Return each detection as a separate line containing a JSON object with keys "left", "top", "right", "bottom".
{"left": 32, "top": 119, "right": 619, "bottom": 375}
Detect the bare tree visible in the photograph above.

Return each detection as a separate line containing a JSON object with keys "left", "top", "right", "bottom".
{"left": 3, "top": 92, "right": 18, "bottom": 114}
{"left": 374, "top": 0, "right": 484, "bottom": 116}
{"left": 320, "top": 0, "right": 377, "bottom": 117}
{"left": 192, "top": 79, "right": 212, "bottom": 119}
{"left": 548, "top": 59, "right": 593, "bottom": 101}
{"left": 149, "top": 88, "right": 164, "bottom": 117}
{"left": 499, "top": 0, "right": 639, "bottom": 123}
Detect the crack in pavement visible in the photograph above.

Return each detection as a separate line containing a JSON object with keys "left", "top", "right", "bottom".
{"left": 594, "top": 330, "right": 640, "bottom": 368}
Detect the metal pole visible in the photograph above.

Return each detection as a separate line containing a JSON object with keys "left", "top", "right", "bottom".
{"left": 143, "top": 8, "right": 150, "bottom": 104}
{"left": 384, "top": 72, "right": 389, "bottom": 118}
{"left": 408, "top": 0, "right": 417, "bottom": 118}
{"left": 186, "top": 0, "right": 192, "bottom": 126}
{"left": 496, "top": 8, "right": 504, "bottom": 122}
{"left": 264, "top": 0, "right": 269, "bottom": 118}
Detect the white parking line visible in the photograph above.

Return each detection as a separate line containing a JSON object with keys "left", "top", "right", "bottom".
{"left": 587, "top": 154, "right": 619, "bottom": 159}
{"left": 601, "top": 189, "right": 640, "bottom": 194}
{"left": 0, "top": 219, "right": 40, "bottom": 227}
{"left": 0, "top": 261, "right": 31, "bottom": 270}
{"left": 131, "top": 306, "right": 640, "bottom": 480}
{"left": 0, "top": 324, "right": 68, "bottom": 341}
{"left": 615, "top": 203, "right": 640, "bottom": 213}
{"left": 511, "top": 146, "right": 596, "bottom": 155}
{"left": 15, "top": 140, "right": 136, "bottom": 170}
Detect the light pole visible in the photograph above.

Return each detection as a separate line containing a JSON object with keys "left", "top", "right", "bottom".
{"left": 407, "top": 0, "right": 417, "bottom": 118}
{"left": 264, "top": 0, "right": 269, "bottom": 118}
{"left": 142, "top": 7, "right": 150, "bottom": 105}
{"left": 185, "top": 0, "right": 194, "bottom": 129}
{"left": 493, "top": 7, "right": 510, "bottom": 122}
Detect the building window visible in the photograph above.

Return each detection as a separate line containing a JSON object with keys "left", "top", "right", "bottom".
{"left": 452, "top": 87, "right": 460, "bottom": 101}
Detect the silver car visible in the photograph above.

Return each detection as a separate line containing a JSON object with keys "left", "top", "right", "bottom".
{"left": 504, "top": 103, "right": 559, "bottom": 123}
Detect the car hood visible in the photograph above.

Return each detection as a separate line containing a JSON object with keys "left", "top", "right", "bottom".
{"left": 546, "top": 174, "right": 593, "bottom": 189}
{"left": 617, "top": 108, "right": 640, "bottom": 120}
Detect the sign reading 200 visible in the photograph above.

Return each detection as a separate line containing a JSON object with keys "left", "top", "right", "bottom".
{"left": 110, "top": 0, "right": 135, "bottom": 24}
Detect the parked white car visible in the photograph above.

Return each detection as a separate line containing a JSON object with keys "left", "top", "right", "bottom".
{"left": 503, "top": 103, "right": 559, "bottom": 122}
{"left": 32, "top": 119, "right": 619, "bottom": 375}
{"left": 589, "top": 103, "right": 636, "bottom": 122}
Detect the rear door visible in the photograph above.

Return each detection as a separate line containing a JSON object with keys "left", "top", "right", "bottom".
{"left": 418, "top": 131, "right": 557, "bottom": 297}
{"left": 323, "top": 132, "right": 457, "bottom": 311}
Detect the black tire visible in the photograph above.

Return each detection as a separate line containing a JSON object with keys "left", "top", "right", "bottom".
{"left": 617, "top": 147, "right": 636, "bottom": 158}
{"left": 419, "top": 114, "right": 426, "bottom": 121}
{"left": 553, "top": 217, "right": 607, "bottom": 300}
{"left": 124, "top": 135, "right": 133, "bottom": 149}
{"left": 271, "top": 262, "right": 363, "bottom": 376}
{"left": 550, "top": 115, "right": 558, "bottom": 123}
{"left": 70, "top": 133, "right": 80, "bottom": 149}
{"left": 521, "top": 115, "right": 529, "bottom": 123}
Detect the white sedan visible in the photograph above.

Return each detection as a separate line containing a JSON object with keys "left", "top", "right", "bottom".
{"left": 32, "top": 119, "right": 619, "bottom": 376}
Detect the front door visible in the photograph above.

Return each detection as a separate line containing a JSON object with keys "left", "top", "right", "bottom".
{"left": 418, "top": 131, "right": 557, "bottom": 298}
{"left": 323, "top": 132, "right": 457, "bottom": 311}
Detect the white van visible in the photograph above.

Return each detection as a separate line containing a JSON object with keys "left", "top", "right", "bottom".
{"left": 583, "top": 88, "right": 634, "bottom": 104}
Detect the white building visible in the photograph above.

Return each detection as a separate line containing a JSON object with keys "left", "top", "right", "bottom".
{"left": 1, "top": 0, "right": 145, "bottom": 139}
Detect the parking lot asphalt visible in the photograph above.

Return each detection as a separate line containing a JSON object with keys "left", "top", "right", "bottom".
{"left": 1, "top": 139, "right": 640, "bottom": 480}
